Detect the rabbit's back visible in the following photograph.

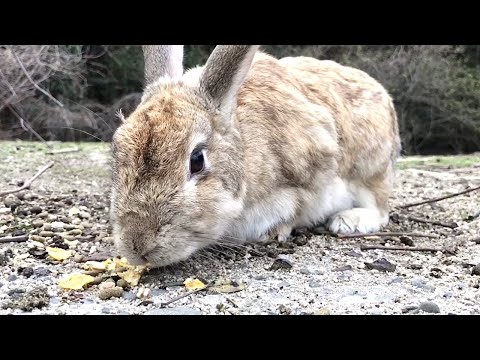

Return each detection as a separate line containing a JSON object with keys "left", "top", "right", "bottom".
{"left": 236, "top": 53, "right": 401, "bottom": 182}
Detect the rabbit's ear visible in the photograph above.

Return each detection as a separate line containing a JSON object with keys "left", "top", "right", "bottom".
{"left": 200, "top": 45, "right": 260, "bottom": 122}
{"left": 142, "top": 45, "right": 184, "bottom": 85}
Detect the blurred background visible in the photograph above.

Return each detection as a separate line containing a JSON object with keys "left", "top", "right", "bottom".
{"left": 1, "top": 45, "right": 479, "bottom": 155}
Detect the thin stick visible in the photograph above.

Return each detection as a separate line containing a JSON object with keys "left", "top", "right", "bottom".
{"left": 406, "top": 216, "right": 458, "bottom": 229}
{"left": 160, "top": 283, "right": 212, "bottom": 308}
{"left": 336, "top": 232, "right": 439, "bottom": 239}
{"left": 0, "top": 161, "right": 54, "bottom": 197}
{"left": 9, "top": 46, "right": 64, "bottom": 107}
{"left": 360, "top": 244, "right": 444, "bottom": 252}
{"left": 399, "top": 185, "right": 480, "bottom": 209}
{"left": 46, "top": 147, "right": 79, "bottom": 155}
{"left": 0, "top": 234, "right": 29, "bottom": 243}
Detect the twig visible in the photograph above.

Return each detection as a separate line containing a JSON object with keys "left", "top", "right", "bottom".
{"left": 360, "top": 244, "right": 444, "bottom": 252}
{"left": 9, "top": 46, "right": 64, "bottom": 107}
{"left": 399, "top": 185, "right": 480, "bottom": 209}
{"left": 0, "top": 161, "right": 54, "bottom": 197}
{"left": 160, "top": 283, "right": 213, "bottom": 308}
{"left": 406, "top": 216, "right": 458, "bottom": 229}
{"left": 336, "top": 232, "right": 439, "bottom": 239}
{"left": 0, "top": 234, "right": 29, "bottom": 243}
{"left": 46, "top": 147, "right": 80, "bottom": 155}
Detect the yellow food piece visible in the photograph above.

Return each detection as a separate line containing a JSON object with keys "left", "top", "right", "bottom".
{"left": 118, "top": 269, "right": 143, "bottom": 287}
{"left": 83, "top": 261, "right": 106, "bottom": 271}
{"left": 184, "top": 278, "right": 206, "bottom": 291}
{"left": 58, "top": 273, "right": 95, "bottom": 290}
{"left": 46, "top": 247, "right": 72, "bottom": 261}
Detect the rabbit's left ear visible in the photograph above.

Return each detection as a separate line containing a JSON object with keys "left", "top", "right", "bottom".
{"left": 200, "top": 45, "right": 260, "bottom": 123}
{"left": 142, "top": 45, "right": 184, "bottom": 85}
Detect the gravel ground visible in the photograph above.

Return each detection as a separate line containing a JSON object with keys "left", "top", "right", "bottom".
{"left": 1, "top": 141, "right": 479, "bottom": 315}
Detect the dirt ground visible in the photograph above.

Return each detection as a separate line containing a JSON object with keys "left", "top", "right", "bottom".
{"left": 0, "top": 141, "right": 479, "bottom": 315}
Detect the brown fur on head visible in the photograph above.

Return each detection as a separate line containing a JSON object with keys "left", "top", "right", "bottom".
{"left": 111, "top": 46, "right": 258, "bottom": 266}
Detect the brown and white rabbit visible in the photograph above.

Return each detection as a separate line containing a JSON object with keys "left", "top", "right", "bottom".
{"left": 110, "top": 45, "right": 401, "bottom": 267}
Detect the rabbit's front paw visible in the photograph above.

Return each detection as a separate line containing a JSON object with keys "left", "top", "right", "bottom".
{"left": 327, "top": 208, "right": 384, "bottom": 235}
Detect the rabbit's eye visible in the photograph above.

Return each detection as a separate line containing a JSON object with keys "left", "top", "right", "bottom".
{"left": 190, "top": 149, "right": 205, "bottom": 175}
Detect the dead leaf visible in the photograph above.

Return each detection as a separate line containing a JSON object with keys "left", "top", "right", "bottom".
{"left": 184, "top": 278, "right": 207, "bottom": 291}
{"left": 59, "top": 273, "right": 95, "bottom": 290}
{"left": 210, "top": 279, "right": 245, "bottom": 294}
{"left": 46, "top": 247, "right": 72, "bottom": 261}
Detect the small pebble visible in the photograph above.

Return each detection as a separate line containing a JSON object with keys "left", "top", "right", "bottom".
{"left": 269, "top": 255, "right": 293, "bottom": 271}
{"left": 99, "top": 281, "right": 116, "bottom": 291}
{"left": 400, "top": 236, "right": 415, "bottom": 246}
{"left": 98, "top": 287, "right": 123, "bottom": 300}
{"left": 33, "top": 267, "right": 51, "bottom": 277}
{"left": 309, "top": 280, "right": 322, "bottom": 288}
{"left": 471, "top": 264, "right": 480, "bottom": 276}
{"left": 20, "top": 267, "right": 34, "bottom": 278}
{"left": 116, "top": 279, "right": 129, "bottom": 289}
{"left": 31, "top": 220, "right": 44, "bottom": 228}
{"left": 29, "top": 206, "right": 42, "bottom": 214}
{"left": 30, "top": 235, "right": 47, "bottom": 243}
{"left": 419, "top": 301, "right": 440, "bottom": 314}
{"left": 314, "top": 307, "right": 331, "bottom": 315}
{"left": 300, "top": 267, "right": 312, "bottom": 275}
{"left": 39, "top": 231, "right": 54, "bottom": 237}
{"left": 364, "top": 258, "right": 396, "bottom": 272}
{"left": 73, "top": 254, "right": 84, "bottom": 263}
{"left": 7, "top": 274, "right": 18, "bottom": 282}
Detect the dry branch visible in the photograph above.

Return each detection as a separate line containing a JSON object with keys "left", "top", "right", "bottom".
{"left": 406, "top": 216, "right": 458, "bottom": 229}
{"left": 0, "top": 161, "right": 54, "bottom": 197}
{"left": 360, "top": 244, "right": 444, "bottom": 252}
{"left": 0, "top": 234, "right": 29, "bottom": 243}
{"left": 399, "top": 185, "right": 480, "bottom": 209}
{"left": 336, "top": 232, "right": 439, "bottom": 239}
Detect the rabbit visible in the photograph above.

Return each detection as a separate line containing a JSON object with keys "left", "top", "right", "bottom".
{"left": 110, "top": 45, "right": 401, "bottom": 267}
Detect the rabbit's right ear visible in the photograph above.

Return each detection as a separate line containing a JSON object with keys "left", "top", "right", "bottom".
{"left": 200, "top": 45, "right": 259, "bottom": 125}
{"left": 142, "top": 45, "right": 184, "bottom": 86}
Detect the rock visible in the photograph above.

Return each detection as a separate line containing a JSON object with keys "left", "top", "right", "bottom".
{"left": 50, "top": 222, "right": 66, "bottom": 231}
{"left": 37, "top": 212, "right": 48, "bottom": 219}
{"left": 0, "top": 253, "right": 7, "bottom": 266}
{"left": 364, "top": 258, "right": 396, "bottom": 272}
{"left": 98, "top": 286, "right": 124, "bottom": 300}
{"left": 7, "top": 274, "right": 17, "bottom": 282}
{"left": 33, "top": 267, "right": 51, "bottom": 277}
{"left": 400, "top": 236, "right": 414, "bottom": 246}
{"left": 293, "top": 236, "right": 308, "bottom": 246}
{"left": 278, "top": 304, "right": 291, "bottom": 315}
{"left": 300, "top": 267, "right": 312, "bottom": 275}
{"left": 116, "top": 279, "right": 129, "bottom": 289}
{"left": 73, "top": 254, "right": 84, "bottom": 263}
{"left": 28, "top": 248, "right": 47, "bottom": 259}
{"left": 1, "top": 287, "right": 49, "bottom": 312}
{"left": 402, "top": 305, "right": 419, "bottom": 314}
{"left": 30, "top": 235, "right": 46, "bottom": 243}
{"left": 314, "top": 307, "right": 331, "bottom": 315}
{"left": 145, "top": 307, "right": 202, "bottom": 315}
{"left": 31, "top": 220, "right": 44, "bottom": 228}
{"left": 4, "top": 195, "right": 20, "bottom": 208}
{"left": 269, "top": 255, "right": 293, "bottom": 271}
{"left": 333, "top": 265, "right": 353, "bottom": 272}
{"left": 79, "top": 211, "right": 91, "bottom": 219}
{"left": 346, "top": 250, "right": 362, "bottom": 258}
{"left": 39, "top": 231, "right": 54, "bottom": 237}
{"left": 99, "top": 281, "right": 116, "bottom": 291}
{"left": 29, "top": 206, "right": 43, "bottom": 214}
{"left": 20, "top": 267, "right": 34, "bottom": 278}
{"left": 471, "top": 264, "right": 480, "bottom": 276}
{"left": 389, "top": 277, "right": 404, "bottom": 284}
{"left": 411, "top": 278, "right": 435, "bottom": 292}
{"left": 309, "top": 280, "right": 322, "bottom": 288}
{"left": 419, "top": 301, "right": 440, "bottom": 314}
